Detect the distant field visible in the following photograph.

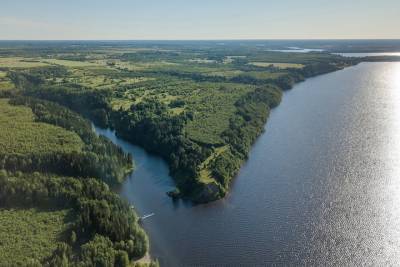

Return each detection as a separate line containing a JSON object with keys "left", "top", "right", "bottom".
{"left": 61, "top": 68, "right": 153, "bottom": 89}
{"left": 0, "top": 208, "right": 72, "bottom": 266}
{"left": 0, "top": 81, "right": 14, "bottom": 90}
{"left": 0, "top": 71, "right": 14, "bottom": 90}
{"left": 41, "top": 58, "right": 100, "bottom": 67}
{"left": 246, "top": 71, "right": 286, "bottom": 79}
{"left": 207, "top": 69, "right": 244, "bottom": 78}
{"left": 187, "top": 58, "right": 217, "bottom": 64}
{"left": 0, "top": 99, "right": 84, "bottom": 155}
{"left": 115, "top": 60, "right": 179, "bottom": 71}
{"left": 249, "top": 62, "right": 304, "bottom": 69}
{"left": 0, "top": 57, "right": 49, "bottom": 68}
{"left": 246, "top": 51, "right": 340, "bottom": 64}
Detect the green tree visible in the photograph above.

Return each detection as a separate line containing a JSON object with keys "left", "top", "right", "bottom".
{"left": 115, "top": 250, "right": 129, "bottom": 267}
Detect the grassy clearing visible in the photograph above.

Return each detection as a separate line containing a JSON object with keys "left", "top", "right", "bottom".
{"left": 111, "top": 98, "right": 135, "bottom": 111}
{"left": 115, "top": 60, "right": 179, "bottom": 71}
{"left": 0, "top": 99, "right": 84, "bottom": 155}
{"left": 249, "top": 62, "right": 305, "bottom": 69}
{"left": 245, "top": 71, "right": 286, "bottom": 79}
{"left": 41, "top": 58, "right": 100, "bottom": 67}
{"left": 0, "top": 71, "right": 15, "bottom": 90}
{"left": 187, "top": 58, "right": 217, "bottom": 64}
{"left": 207, "top": 70, "right": 244, "bottom": 78}
{"left": 0, "top": 81, "right": 14, "bottom": 90}
{"left": 246, "top": 51, "right": 341, "bottom": 64}
{"left": 0, "top": 208, "right": 73, "bottom": 266}
{"left": 184, "top": 83, "right": 253, "bottom": 145}
{"left": 223, "top": 55, "right": 247, "bottom": 64}
{"left": 199, "top": 145, "right": 228, "bottom": 184}
{"left": 56, "top": 67, "right": 154, "bottom": 90}
{"left": 0, "top": 57, "right": 49, "bottom": 68}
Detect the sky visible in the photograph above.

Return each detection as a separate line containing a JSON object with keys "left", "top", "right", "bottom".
{"left": 0, "top": 0, "right": 399, "bottom": 40}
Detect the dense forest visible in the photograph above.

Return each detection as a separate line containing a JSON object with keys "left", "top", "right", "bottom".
{"left": 0, "top": 94, "right": 156, "bottom": 266}
{"left": 0, "top": 171, "right": 150, "bottom": 266}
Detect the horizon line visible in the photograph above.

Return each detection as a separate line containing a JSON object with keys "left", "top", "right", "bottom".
{"left": 0, "top": 38, "right": 400, "bottom": 42}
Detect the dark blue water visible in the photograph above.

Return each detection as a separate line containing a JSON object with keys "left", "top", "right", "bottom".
{"left": 96, "top": 62, "right": 400, "bottom": 266}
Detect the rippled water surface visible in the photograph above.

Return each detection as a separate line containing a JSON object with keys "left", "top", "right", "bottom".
{"left": 96, "top": 62, "right": 400, "bottom": 266}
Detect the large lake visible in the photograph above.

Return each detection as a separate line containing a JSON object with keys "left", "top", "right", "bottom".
{"left": 96, "top": 62, "right": 400, "bottom": 266}
{"left": 334, "top": 52, "right": 400, "bottom": 57}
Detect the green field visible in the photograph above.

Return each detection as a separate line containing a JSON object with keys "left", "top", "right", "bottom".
{"left": 41, "top": 58, "right": 100, "bottom": 67}
{"left": 184, "top": 82, "right": 253, "bottom": 145}
{"left": 0, "top": 99, "right": 84, "bottom": 155}
{"left": 249, "top": 62, "right": 305, "bottom": 69}
{"left": 0, "top": 57, "right": 49, "bottom": 68}
{"left": 199, "top": 145, "right": 229, "bottom": 184}
{"left": 0, "top": 70, "right": 16, "bottom": 90}
{"left": 0, "top": 208, "right": 72, "bottom": 266}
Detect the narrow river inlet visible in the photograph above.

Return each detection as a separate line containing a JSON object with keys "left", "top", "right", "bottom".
{"left": 95, "top": 62, "right": 400, "bottom": 266}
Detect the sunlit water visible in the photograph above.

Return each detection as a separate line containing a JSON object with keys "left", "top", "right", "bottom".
{"left": 335, "top": 52, "right": 400, "bottom": 57}
{"left": 96, "top": 62, "right": 400, "bottom": 266}
{"left": 268, "top": 48, "right": 325, "bottom": 53}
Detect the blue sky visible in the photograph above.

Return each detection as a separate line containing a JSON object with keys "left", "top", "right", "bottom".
{"left": 0, "top": 0, "right": 399, "bottom": 40}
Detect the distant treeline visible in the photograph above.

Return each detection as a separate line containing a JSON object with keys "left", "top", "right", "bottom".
{"left": 144, "top": 61, "right": 350, "bottom": 90}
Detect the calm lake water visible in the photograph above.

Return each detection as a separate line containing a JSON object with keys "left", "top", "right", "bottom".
{"left": 96, "top": 62, "right": 400, "bottom": 266}
{"left": 335, "top": 52, "right": 400, "bottom": 57}
{"left": 268, "top": 48, "right": 325, "bottom": 53}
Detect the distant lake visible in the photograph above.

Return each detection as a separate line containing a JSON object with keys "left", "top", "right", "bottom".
{"left": 334, "top": 52, "right": 400, "bottom": 57}
{"left": 267, "top": 49, "right": 400, "bottom": 58}
{"left": 96, "top": 62, "right": 400, "bottom": 265}
{"left": 268, "top": 48, "right": 325, "bottom": 53}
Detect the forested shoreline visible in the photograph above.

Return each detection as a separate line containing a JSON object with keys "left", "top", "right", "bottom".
{"left": 1, "top": 42, "right": 379, "bottom": 204}
{"left": 0, "top": 94, "right": 156, "bottom": 266}
{"left": 7, "top": 58, "right": 355, "bottom": 203}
